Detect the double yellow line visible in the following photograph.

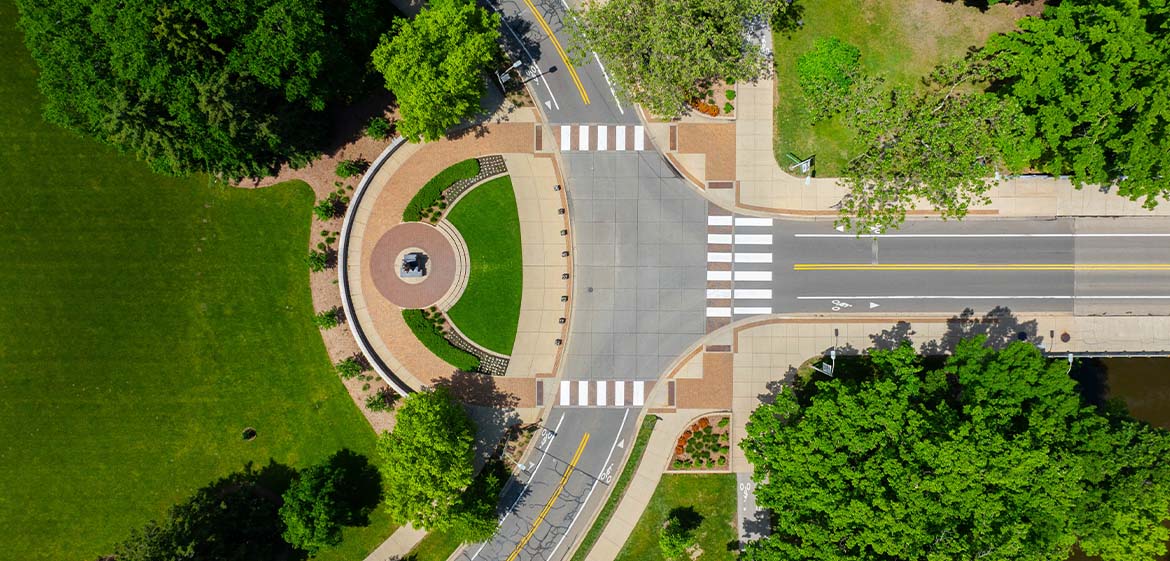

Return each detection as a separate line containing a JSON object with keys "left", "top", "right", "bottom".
{"left": 505, "top": 433, "right": 591, "bottom": 561}
{"left": 794, "top": 263, "right": 1170, "bottom": 271}
{"left": 521, "top": 0, "right": 590, "bottom": 104}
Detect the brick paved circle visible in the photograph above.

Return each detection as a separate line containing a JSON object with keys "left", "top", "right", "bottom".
{"left": 370, "top": 222, "right": 457, "bottom": 309}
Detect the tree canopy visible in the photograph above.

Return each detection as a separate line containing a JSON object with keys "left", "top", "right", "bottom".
{"left": 572, "top": 0, "right": 794, "bottom": 117}
{"left": 985, "top": 0, "right": 1170, "bottom": 209}
{"left": 741, "top": 338, "right": 1170, "bottom": 561}
{"left": 371, "top": 0, "right": 500, "bottom": 142}
{"left": 16, "top": 0, "right": 391, "bottom": 180}
{"left": 376, "top": 386, "right": 476, "bottom": 530}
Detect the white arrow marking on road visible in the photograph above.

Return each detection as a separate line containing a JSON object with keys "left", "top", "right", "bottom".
{"left": 544, "top": 100, "right": 552, "bottom": 109}
{"left": 869, "top": 302, "right": 880, "bottom": 309}
{"left": 617, "top": 439, "right": 625, "bottom": 449}
{"left": 835, "top": 225, "right": 845, "bottom": 232}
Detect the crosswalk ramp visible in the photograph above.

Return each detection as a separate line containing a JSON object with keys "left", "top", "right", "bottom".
{"left": 706, "top": 210, "right": 776, "bottom": 323}
{"left": 558, "top": 124, "right": 647, "bottom": 152}
{"left": 557, "top": 380, "right": 652, "bottom": 408}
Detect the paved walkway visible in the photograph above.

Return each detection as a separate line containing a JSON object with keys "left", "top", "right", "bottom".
{"left": 364, "top": 524, "right": 428, "bottom": 561}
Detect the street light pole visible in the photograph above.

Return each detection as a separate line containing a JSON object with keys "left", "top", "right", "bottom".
{"left": 497, "top": 60, "right": 523, "bottom": 91}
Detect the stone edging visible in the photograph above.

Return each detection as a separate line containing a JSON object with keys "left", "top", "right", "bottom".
{"left": 433, "top": 219, "right": 471, "bottom": 311}
{"left": 338, "top": 137, "right": 413, "bottom": 396}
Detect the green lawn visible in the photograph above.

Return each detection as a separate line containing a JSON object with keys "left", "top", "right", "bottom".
{"left": 445, "top": 176, "right": 522, "bottom": 356}
{"left": 0, "top": 5, "right": 393, "bottom": 560}
{"left": 772, "top": 0, "right": 1025, "bottom": 176}
{"left": 614, "top": 474, "right": 738, "bottom": 561}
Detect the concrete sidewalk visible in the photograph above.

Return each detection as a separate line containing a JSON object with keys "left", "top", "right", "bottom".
{"left": 363, "top": 524, "right": 427, "bottom": 561}
{"left": 648, "top": 78, "right": 1170, "bottom": 220}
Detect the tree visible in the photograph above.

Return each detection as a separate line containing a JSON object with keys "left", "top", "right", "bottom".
{"left": 376, "top": 386, "right": 476, "bottom": 530}
{"left": 371, "top": 0, "right": 500, "bottom": 142}
{"left": 740, "top": 338, "right": 1170, "bottom": 561}
{"left": 571, "top": 0, "right": 794, "bottom": 117}
{"left": 796, "top": 37, "right": 861, "bottom": 122}
{"left": 280, "top": 463, "right": 344, "bottom": 553}
{"left": 659, "top": 507, "right": 701, "bottom": 561}
{"left": 16, "top": 0, "right": 393, "bottom": 180}
{"left": 984, "top": 0, "right": 1170, "bottom": 208}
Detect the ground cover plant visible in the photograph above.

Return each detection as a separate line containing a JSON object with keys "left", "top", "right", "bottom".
{"left": 0, "top": 5, "right": 394, "bottom": 558}
{"left": 614, "top": 474, "right": 737, "bottom": 561}
{"left": 772, "top": 0, "right": 1025, "bottom": 176}
{"left": 445, "top": 176, "right": 522, "bottom": 356}
{"left": 401, "top": 308, "right": 481, "bottom": 371}
{"left": 402, "top": 158, "right": 480, "bottom": 222}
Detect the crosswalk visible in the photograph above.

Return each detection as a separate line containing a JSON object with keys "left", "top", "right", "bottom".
{"left": 705, "top": 210, "right": 775, "bottom": 323}
{"left": 558, "top": 380, "right": 651, "bottom": 408}
{"left": 558, "top": 124, "right": 647, "bottom": 152}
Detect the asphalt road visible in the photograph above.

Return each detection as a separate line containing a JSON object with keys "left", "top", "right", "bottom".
{"left": 460, "top": 2, "right": 1170, "bottom": 560}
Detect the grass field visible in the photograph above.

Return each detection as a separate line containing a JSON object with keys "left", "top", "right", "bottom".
{"left": 772, "top": 0, "right": 1027, "bottom": 176}
{"left": 0, "top": 5, "right": 393, "bottom": 560}
{"left": 614, "top": 474, "right": 738, "bottom": 561}
{"left": 445, "top": 176, "right": 522, "bottom": 356}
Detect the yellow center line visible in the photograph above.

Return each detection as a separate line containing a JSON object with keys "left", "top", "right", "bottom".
{"left": 506, "top": 433, "right": 590, "bottom": 561}
{"left": 521, "top": 0, "right": 590, "bottom": 105}
{"left": 794, "top": 263, "right": 1170, "bottom": 271}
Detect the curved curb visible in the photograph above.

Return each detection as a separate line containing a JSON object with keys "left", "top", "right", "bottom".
{"left": 433, "top": 219, "right": 471, "bottom": 311}
{"left": 338, "top": 136, "right": 414, "bottom": 396}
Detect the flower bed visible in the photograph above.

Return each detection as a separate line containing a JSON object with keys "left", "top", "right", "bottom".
{"left": 671, "top": 415, "right": 731, "bottom": 470}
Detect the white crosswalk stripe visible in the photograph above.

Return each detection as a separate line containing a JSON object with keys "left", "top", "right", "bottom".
{"left": 553, "top": 380, "right": 653, "bottom": 407}
{"left": 556, "top": 124, "right": 648, "bottom": 152}
{"left": 706, "top": 210, "right": 776, "bottom": 319}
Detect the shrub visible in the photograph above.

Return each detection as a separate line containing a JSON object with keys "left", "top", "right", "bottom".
{"left": 313, "top": 308, "right": 340, "bottom": 329}
{"left": 698, "top": 418, "right": 709, "bottom": 429}
{"left": 725, "top": 89, "right": 736, "bottom": 100}
{"left": 401, "top": 309, "right": 480, "bottom": 371}
{"left": 313, "top": 192, "right": 348, "bottom": 221}
{"left": 718, "top": 456, "right": 727, "bottom": 466}
{"left": 672, "top": 460, "right": 684, "bottom": 469}
{"left": 690, "top": 99, "right": 719, "bottom": 117}
{"left": 365, "top": 388, "right": 399, "bottom": 412}
{"left": 364, "top": 116, "right": 394, "bottom": 139}
{"left": 796, "top": 36, "right": 862, "bottom": 122}
{"left": 717, "top": 417, "right": 729, "bottom": 428}
{"left": 723, "top": 102, "right": 734, "bottom": 114}
{"left": 336, "top": 356, "right": 365, "bottom": 379}
{"left": 335, "top": 158, "right": 369, "bottom": 179}
{"left": 307, "top": 249, "right": 329, "bottom": 272}
{"left": 403, "top": 159, "right": 479, "bottom": 222}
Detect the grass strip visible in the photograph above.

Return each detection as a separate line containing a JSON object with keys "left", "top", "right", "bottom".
{"left": 403, "top": 158, "right": 479, "bottom": 222}
{"left": 401, "top": 309, "right": 481, "bottom": 371}
{"left": 570, "top": 414, "right": 659, "bottom": 561}
{"left": 614, "top": 474, "right": 738, "bottom": 561}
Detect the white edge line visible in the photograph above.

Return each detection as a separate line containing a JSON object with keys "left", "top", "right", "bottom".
{"left": 545, "top": 408, "right": 630, "bottom": 561}
{"left": 472, "top": 412, "right": 567, "bottom": 560}
{"left": 794, "top": 233, "right": 1170, "bottom": 238}
{"left": 797, "top": 295, "right": 1170, "bottom": 300}
{"left": 592, "top": 52, "right": 624, "bottom": 115}
{"left": 494, "top": 4, "right": 559, "bottom": 111}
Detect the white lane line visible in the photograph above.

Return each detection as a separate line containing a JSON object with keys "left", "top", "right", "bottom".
{"left": 707, "top": 252, "right": 732, "bottom": 262}
{"left": 560, "top": 126, "right": 571, "bottom": 151}
{"left": 578, "top": 380, "right": 589, "bottom": 406}
{"left": 707, "top": 271, "right": 732, "bottom": 281}
{"left": 706, "top": 289, "right": 732, "bottom": 299}
{"left": 794, "top": 233, "right": 1170, "bottom": 238}
{"left": 596, "top": 380, "right": 607, "bottom": 406}
{"left": 597, "top": 125, "right": 608, "bottom": 151}
{"left": 734, "top": 306, "right": 773, "bottom": 315}
{"left": 546, "top": 408, "right": 630, "bottom": 561}
{"left": 735, "top": 217, "right": 774, "bottom": 227}
{"left": 492, "top": 4, "right": 559, "bottom": 111}
{"left": 708, "top": 234, "right": 732, "bottom": 244}
{"left": 632, "top": 381, "right": 645, "bottom": 406}
{"left": 560, "top": 380, "right": 570, "bottom": 406}
{"left": 471, "top": 412, "right": 566, "bottom": 560}
{"left": 706, "top": 307, "right": 732, "bottom": 317}
{"left": 735, "top": 253, "right": 773, "bottom": 263}
{"left": 614, "top": 381, "right": 625, "bottom": 406}
{"left": 592, "top": 52, "right": 625, "bottom": 115}
{"left": 579, "top": 125, "right": 589, "bottom": 151}
{"left": 616, "top": 126, "right": 627, "bottom": 151}
{"left": 735, "top": 270, "right": 772, "bottom": 281}
{"left": 708, "top": 215, "right": 733, "bottom": 226}
{"left": 734, "top": 289, "right": 773, "bottom": 299}
{"left": 634, "top": 126, "right": 645, "bottom": 150}
{"left": 735, "top": 234, "right": 773, "bottom": 245}
{"left": 798, "top": 295, "right": 1170, "bottom": 300}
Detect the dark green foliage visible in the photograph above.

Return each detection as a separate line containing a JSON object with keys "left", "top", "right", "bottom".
{"left": 365, "top": 388, "right": 400, "bottom": 412}
{"left": 985, "top": 0, "right": 1170, "bottom": 208}
{"left": 372, "top": 0, "right": 500, "bottom": 142}
{"left": 741, "top": 337, "right": 1170, "bottom": 561}
{"left": 659, "top": 507, "right": 701, "bottom": 561}
{"left": 447, "top": 460, "right": 509, "bottom": 543}
{"left": 336, "top": 356, "right": 366, "bottom": 379}
{"left": 403, "top": 158, "right": 479, "bottom": 221}
{"left": 279, "top": 450, "right": 383, "bottom": 555}
{"left": 796, "top": 37, "right": 861, "bottom": 121}
{"left": 15, "top": 0, "right": 394, "bottom": 180}
{"left": 335, "top": 158, "right": 369, "bottom": 179}
{"left": 400, "top": 309, "right": 481, "bottom": 371}
{"left": 307, "top": 249, "right": 329, "bottom": 272}
{"left": 376, "top": 387, "right": 476, "bottom": 530}
{"left": 313, "top": 308, "right": 341, "bottom": 329}
{"left": 314, "top": 191, "right": 349, "bottom": 221}
{"left": 364, "top": 116, "right": 395, "bottom": 139}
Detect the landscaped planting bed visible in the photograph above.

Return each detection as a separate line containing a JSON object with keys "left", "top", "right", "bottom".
{"left": 401, "top": 308, "right": 481, "bottom": 372}
{"left": 402, "top": 158, "right": 479, "bottom": 222}
{"left": 671, "top": 415, "right": 731, "bottom": 471}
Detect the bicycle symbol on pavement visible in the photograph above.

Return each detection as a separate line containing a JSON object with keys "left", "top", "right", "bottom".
{"left": 831, "top": 299, "right": 853, "bottom": 312}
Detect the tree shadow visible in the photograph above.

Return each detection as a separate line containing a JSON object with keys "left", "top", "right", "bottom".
{"left": 325, "top": 449, "right": 383, "bottom": 527}
{"left": 500, "top": 13, "right": 543, "bottom": 62}
{"left": 433, "top": 372, "right": 521, "bottom": 465}
{"left": 740, "top": 509, "right": 771, "bottom": 541}
{"left": 772, "top": 0, "right": 805, "bottom": 36}
{"left": 1069, "top": 357, "right": 1110, "bottom": 409}
{"left": 919, "top": 306, "right": 1042, "bottom": 355}
{"left": 870, "top": 320, "right": 916, "bottom": 351}
{"left": 757, "top": 367, "right": 796, "bottom": 404}
{"left": 667, "top": 505, "right": 704, "bottom": 532}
